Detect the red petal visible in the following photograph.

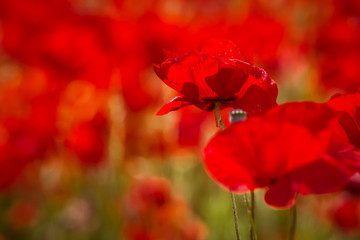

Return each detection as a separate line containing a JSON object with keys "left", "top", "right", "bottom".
{"left": 265, "top": 179, "right": 297, "bottom": 208}
{"left": 236, "top": 67, "right": 277, "bottom": 99}
{"left": 327, "top": 93, "right": 360, "bottom": 148}
{"left": 203, "top": 128, "right": 256, "bottom": 193}
{"left": 204, "top": 61, "right": 254, "bottom": 98}
{"left": 295, "top": 160, "right": 350, "bottom": 195}
{"left": 266, "top": 101, "right": 337, "bottom": 134}
{"left": 156, "top": 96, "right": 193, "bottom": 115}
{"left": 230, "top": 83, "right": 277, "bottom": 116}
{"left": 230, "top": 67, "right": 278, "bottom": 115}
{"left": 166, "top": 52, "right": 219, "bottom": 100}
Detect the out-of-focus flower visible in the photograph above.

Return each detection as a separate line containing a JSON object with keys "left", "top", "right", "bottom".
{"left": 0, "top": 0, "right": 73, "bottom": 65}
{"left": 177, "top": 108, "right": 210, "bottom": 147}
{"left": 61, "top": 198, "right": 97, "bottom": 233}
{"left": 0, "top": 0, "right": 119, "bottom": 89}
{"left": 228, "top": 12, "right": 285, "bottom": 67}
{"left": 331, "top": 197, "right": 359, "bottom": 232}
{"left": 175, "top": 9, "right": 286, "bottom": 73}
{"left": 56, "top": 80, "right": 110, "bottom": 167}
{"left": 118, "top": 58, "right": 158, "bottom": 112}
{"left": 333, "top": 0, "right": 360, "bottom": 18}
{"left": 7, "top": 200, "right": 39, "bottom": 229}
{"left": 315, "top": 17, "right": 360, "bottom": 93}
{"left": 0, "top": 67, "right": 58, "bottom": 189}
{"left": 64, "top": 113, "right": 109, "bottom": 166}
{"left": 122, "top": 176, "right": 207, "bottom": 240}
{"left": 38, "top": 15, "right": 117, "bottom": 89}
{"left": 203, "top": 102, "right": 355, "bottom": 208}
{"left": 327, "top": 175, "right": 360, "bottom": 233}
{"left": 154, "top": 39, "right": 278, "bottom": 116}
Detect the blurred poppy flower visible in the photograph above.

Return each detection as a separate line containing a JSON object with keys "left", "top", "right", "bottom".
{"left": 154, "top": 39, "right": 278, "bottom": 116}
{"left": 64, "top": 113, "right": 109, "bottom": 166}
{"left": 119, "top": 58, "right": 157, "bottom": 112}
{"left": 177, "top": 108, "right": 210, "bottom": 147}
{"left": 7, "top": 200, "right": 39, "bottom": 229}
{"left": 333, "top": 0, "right": 360, "bottom": 18}
{"left": 0, "top": 0, "right": 118, "bottom": 89}
{"left": 0, "top": 70, "right": 59, "bottom": 189}
{"left": 0, "top": 0, "right": 73, "bottom": 65}
{"left": 39, "top": 15, "right": 117, "bottom": 89}
{"left": 228, "top": 12, "right": 285, "bottom": 67}
{"left": 203, "top": 102, "right": 354, "bottom": 208}
{"left": 122, "top": 177, "right": 207, "bottom": 240}
{"left": 331, "top": 197, "right": 359, "bottom": 232}
{"left": 0, "top": 100, "right": 58, "bottom": 188}
{"left": 315, "top": 18, "right": 360, "bottom": 93}
{"left": 327, "top": 175, "right": 360, "bottom": 233}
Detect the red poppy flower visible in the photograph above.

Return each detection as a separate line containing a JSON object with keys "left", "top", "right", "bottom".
{"left": 154, "top": 39, "right": 278, "bottom": 116}
{"left": 203, "top": 102, "right": 353, "bottom": 208}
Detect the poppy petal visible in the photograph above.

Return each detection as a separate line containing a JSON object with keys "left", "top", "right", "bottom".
{"left": 157, "top": 96, "right": 193, "bottom": 115}
{"left": 296, "top": 160, "right": 351, "bottom": 195}
{"left": 327, "top": 93, "right": 360, "bottom": 148}
{"left": 265, "top": 179, "right": 297, "bottom": 208}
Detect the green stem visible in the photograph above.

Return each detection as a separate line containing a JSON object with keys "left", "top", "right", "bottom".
{"left": 213, "top": 102, "right": 224, "bottom": 129}
{"left": 251, "top": 192, "right": 255, "bottom": 221}
{"left": 288, "top": 204, "right": 296, "bottom": 240}
{"left": 245, "top": 192, "right": 256, "bottom": 240}
{"left": 250, "top": 192, "right": 256, "bottom": 240}
{"left": 219, "top": 117, "right": 225, "bottom": 130}
{"left": 231, "top": 193, "right": 241, "bottom": 240}
{"left": 213, "top": 103, "right": 240, "bottom": 240}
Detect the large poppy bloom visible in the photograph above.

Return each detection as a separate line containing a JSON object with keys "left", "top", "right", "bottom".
{"left": 154, "top": 39, "right": 278, "bottom": 116}
{"left": 203, "top": 101, "right": 356, "bottom": 208}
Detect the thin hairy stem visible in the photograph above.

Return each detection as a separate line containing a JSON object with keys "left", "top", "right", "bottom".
{"left": 288, "top": 204, "right": 297, "bottom": 240}
{"left": 244, "top": 192, "right": 256, "bottom": 240}
{"left": 231, "top": 192, "right": 241, "bottom": 240}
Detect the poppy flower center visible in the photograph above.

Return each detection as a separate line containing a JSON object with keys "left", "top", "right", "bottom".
{"left": 202, "top": 96, "right": 237, "bottom": 102}
{"left": 269, "top": 178, "right": 277, "bottom": 184}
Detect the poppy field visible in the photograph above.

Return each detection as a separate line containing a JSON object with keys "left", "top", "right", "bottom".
{"left": 0, "top": 0, "right": 359, "bottom": 239}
